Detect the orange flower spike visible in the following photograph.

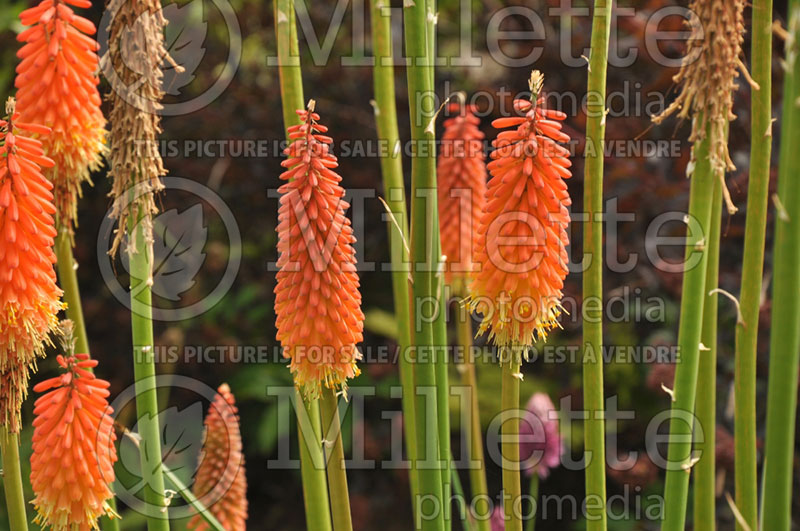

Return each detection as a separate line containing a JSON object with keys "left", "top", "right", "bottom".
{"left": 437, "top": 103, "right": 487, "bottom": 294}
{"left": 15, "top": 0, "right": 106, "bottom": 234}
{"left": 0, "top": 101, "right": 62, "bottom": 432}
{"left": 188, "top": 384, "right": 248, "bottom": 531}
{"left": 469, "top": 72, "right": 572, "bottom": 348}
{"left": 274, "top": 101, "right": 364, "bottom": 398}
{"left": 30, "top": 352, "right": 118, "bottom": 530}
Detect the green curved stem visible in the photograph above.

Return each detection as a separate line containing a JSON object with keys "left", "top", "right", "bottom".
{"left": 320, "top": 388, "right": 353, "bottom": 531}
{"left": 403, "top": 0, "right": 445, "bottom": 528}
{"left": 693, "top": 178, "right": 722, "bottom": 531}
{"left": 128, "top": 219, "right": 169, "bottom": 531}
{"left": 762, "top": 2, "right": 800, "bottom": 529}
{"left": 368, "top": 0, "right": 419, "bottom": 508}
{"left": 501, "top": 358, "right": 521, "bottom": 531}
{"left": 0, "top": 429, "right": 28, "bottom": 531}
{"left": 661, "top": 125, "right": 715, "bottom": 531}
{"left": 734, "top": 0, "right": 773, "bottom": 528}
{"left": 457, "top": 315, "right": 489, "bottom": 531}
{"left": 583, "top": 1, "right": 611, "bottom": 529}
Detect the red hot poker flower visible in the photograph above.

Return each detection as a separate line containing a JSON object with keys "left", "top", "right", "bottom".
{"left": 437, "top": 103, "right": 487, "bottom": 294}
{"left": 188, "top": 383, "right": 248, "bottom": 531}
{"left": 15, "top": 0, "right": 106, "bottom": 234}
{"left": 274, "top": 102, "right": 364, "bottom": 398}
{"left": 30, "top": 353, "right": 118, "bottom": 529}
{"left": 469, "top": 72, "right": 572, "bottom": 349}
{"left": 0, "top": 101, "right": 62, "bottom": 432}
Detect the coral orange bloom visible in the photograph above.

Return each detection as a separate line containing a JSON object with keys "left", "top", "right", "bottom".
{"left": 469, "top": 72, "right": 572, "bottom": 348}
{"left": 15, "top": 0, "right": 106, "bottom": 234}
{"left": 189, "top": 383, "right": 248, "bottom": 531}
{"left": 437, "top": 103, "right": 487, "bottom": 294}
{"left": 274, "top": 101, "right": 364, "bottom": 397}
{"left": 30, "top": 353, "right": 118, "bottom": 529}
{"left": 0, "top": 101, "right": 62, "bottom": 432}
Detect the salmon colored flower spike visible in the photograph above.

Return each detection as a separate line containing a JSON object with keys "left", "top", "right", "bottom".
{"left": 0, "top": 99, "right": 62, "bottom": 432}
{"left": 30, "top": 352, "right": 118, "bottom": 530}
{"left": 15, "top": 0, "right": 107, "bottom": 236}
{"left": 437, "top": 102, "right": 487, "bottom": 294}
{"left": 274, "top": 100, "right": 364, "bottom": 398}
{"left": 469, "top": 72, "right": 572, "bottom": 350}
{"left": 188, "top": 383, "right": 248, "bottom": 531}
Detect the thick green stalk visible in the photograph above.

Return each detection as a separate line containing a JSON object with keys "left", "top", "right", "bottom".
{"left": 525, "top": 472, "right": 539, "bottom": 531}
{"left": 403, "top": 0, "right": 445, "bottom": 527}
{"left": 275, "top": 0, "right": 304, "bottom": 131}
{"left": 296, "top": 390, "right": 333, "bottom": 531}
{"left": 449, "top": 462, "right": 472, "bottom": 531}
{"left": 368, "top": 0, "right": 419, "bottom": 505}
{"left": 661, "top": 127, "right": 715, "bottom": 531}
{"left": 0, "top": 429, "right": 28, "bottom": 531}
{"left": 320, "top": 388, "right": 353, "bottom": 531}
{"left": 583, "top": 2, "right": 611, "bottom": 529}
{"left": 273, "top": 2, "right": 333, "bottom": 530}
{"left": 423, "top": 0, "right": 450, "bottom": 521}
{"left": 457, "top": 315, "right": 489, "bottom": 531}
{"left": 433, "top": 282, "right": 450, "bottom": 527}
{"left": 733, "top": 1, "right": 773, "bottom": 527}
{"left": 500, "top": 359, "right": 521, "bottom": 531}
{"left": 693, "top": 179, "right": 722, "bottom": 531}
{"left": 56, "top": 230, "right": 90, "bottom": 355}
{"left": 128, "top": 220, "right": 169, "bottom": 531}
{"left": 762, "top": 2, "right": 800, "bottom": 528}
{"left": 55, "top": 231, "right": 121, "bottom": 531}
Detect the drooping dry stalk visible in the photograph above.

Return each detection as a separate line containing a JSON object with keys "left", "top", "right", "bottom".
{"left": 652, "top": 0, "right": 748, "bottom": 215}
{"left": 102, "top": 0, "right": 174, "bottom": 258}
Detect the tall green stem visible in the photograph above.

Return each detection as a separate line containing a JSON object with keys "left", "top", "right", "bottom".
{"left": 128, "top": 220, "right": 169, "bottom": 531}
{"left": 296, "top": 390, "right": 333, "bottom": 531}
{"left": 457, "top": 313, "right": 489, "bottom": 531}
{"left": 694, "top": 178, "right": 722, "bottom": 531}
{"left": 368, "top": 0, "right": 419, "bottom": 507}
{"left": 0, "top": 428, "right": 28, "bottom": 531}
{"left": 56, "top": 230, "right": 89, "bottom": 355}
{"left": 583, "top": 2, "right": 611, "bottom": 529}
{"left": 422, "top": 0, "right": 451, "bottom": 522}
{"left": 500, "top": 359, "right": 521, "bottom": 531}
{"left": 320, "top": 388, "right": 353, "bottom": 531}
{"left": 525, "top": 473, "right": 539, "bottom": 531}
{"left": 733, "top": 1, "right": 773, "bottom": 528}
{"left": 661, "top": 126, "right": 715, "bottom": 531}
{"left": 273, "top": 2, "right": 333, "bottom": 530}
{"left": 762, "top": 3, "right": 800, "bottom": 529}
{"left": 403, "top": 0, "right": 444, "bottom": 528}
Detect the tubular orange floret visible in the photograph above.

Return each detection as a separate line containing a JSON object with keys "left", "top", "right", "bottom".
{"left": 30, "top": 352, "right": 118, "bottom": 530}
{"left": 15, "top": 0, "right": 107, "bottom": 236}
{"left": 437, "top": 102, "right": 487, "bottom": 295}
{"left": 0, "top": 100, "right": 63, "bottom": 433}
{"left": 468, "top": 72, "right": 572, "bottom": 352}
{"left": 188, "top": 383, "right": 248, "bottom": 531}
{"left": 274, "top": 101, "right": 364, "bottom": 398}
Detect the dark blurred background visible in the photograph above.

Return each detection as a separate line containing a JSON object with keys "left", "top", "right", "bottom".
{"left": 0, "top": 0, "right": 798, "bottom": 529}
